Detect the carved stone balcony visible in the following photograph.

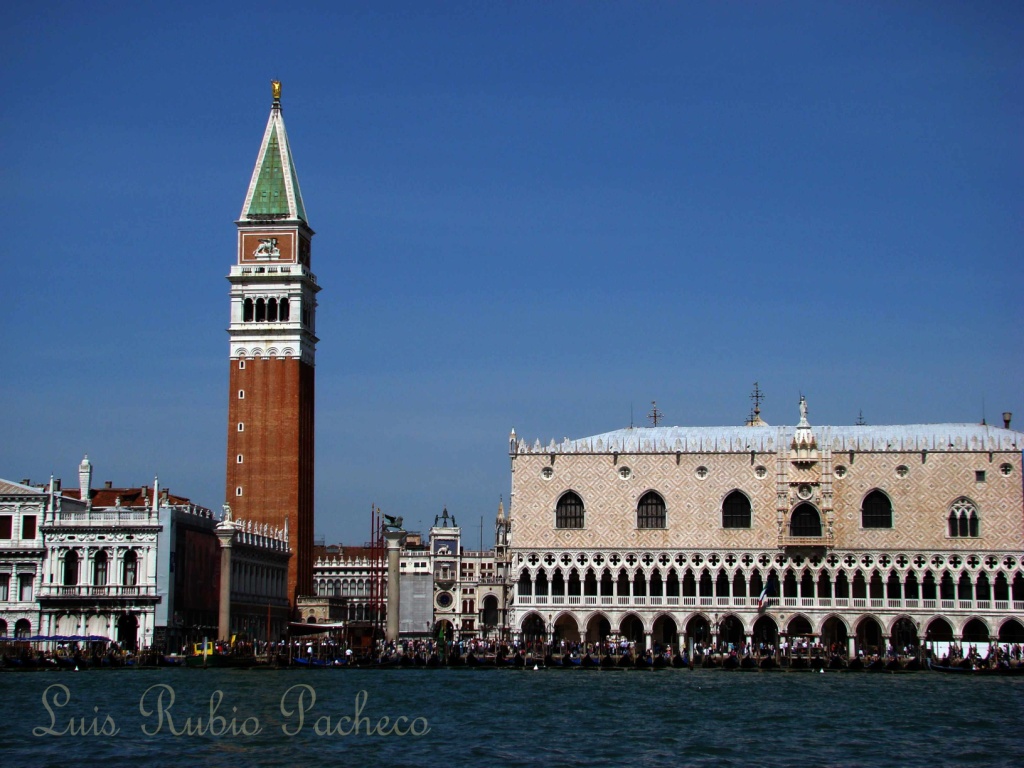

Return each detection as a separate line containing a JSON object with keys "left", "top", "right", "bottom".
{"left": 778, "top": 534, "right": 831, "bottom": 550}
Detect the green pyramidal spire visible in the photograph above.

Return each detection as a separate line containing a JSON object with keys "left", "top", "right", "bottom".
{"left": 241, "top": 82, "right": 308, "bottom": 223}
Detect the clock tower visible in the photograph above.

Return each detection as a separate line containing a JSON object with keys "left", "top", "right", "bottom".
{"left": 226, "top": 81, "right": 318, "bottom": 605}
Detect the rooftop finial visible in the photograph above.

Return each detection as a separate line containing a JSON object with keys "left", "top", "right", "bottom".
{"left": 648, "top": 400, "right": 663, "bottom": 427}
{"left": 746, "top": 382, "right": 768, "bottom": 426}
{"left": 750, "top": 382, "right": 764, "bottom": 417}
{"left": 271, "top": 80, "right": 281, "bottom": 103}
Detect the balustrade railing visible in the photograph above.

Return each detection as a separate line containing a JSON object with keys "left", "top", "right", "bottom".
{"left": 38, "top": 585, "right": 157, "bottom": 598}
{"left": 513, "top": 593, "right": 1024, "bottom": 613}
{"left": 49, "top": 510, "right": 157, "bottom": 524}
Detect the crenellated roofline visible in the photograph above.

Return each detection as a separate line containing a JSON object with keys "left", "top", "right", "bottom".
{"left": 513, "top": 424, "right": 1022, "bottom": 456}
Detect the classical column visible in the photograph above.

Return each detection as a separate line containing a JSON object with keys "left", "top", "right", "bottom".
{"left": 384, "top": 528, "right": 406, "bottom": 642}
{"left": 146, "top": 544, "right": 157, "bottom": 588}
{"left": 216, "top": 519, "right": 236, "bottom": 641}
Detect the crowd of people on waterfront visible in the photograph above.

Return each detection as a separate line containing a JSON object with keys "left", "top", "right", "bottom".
{"left": 0, "top": 640, "right": 141, "bottom": 669}
{"left": 5, "top": 635, "right": 1022, "bottom": 671}
{"left": 939, "top": 642, "right": 1023, "bottom": 669}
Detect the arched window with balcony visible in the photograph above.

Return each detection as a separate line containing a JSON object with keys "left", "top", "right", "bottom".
{"left": 789, "top": 504, "right": 822, "bottom": 537}
{"left": 63, "top": 551, "right": 80, "bottom": 586}
{"left": 555, "top": 492, "right": 585, "bottom": 529}
{"left": 637, "top": 491, "right": 666, "bottom": 529}
{"left": 122, "top": 550, "right": 138, "bottom": 586}
{"left": 722, "top": 490, "right": 752, "bottom": 528}
{"left": 93, "top": 551, "right": 108, "bottom": 586}
{"left": 517, "top": 570, "right": 532, "bottom": 596}
{"left": 243, "top": 298, "right": 254, "bottom": 322}
{"left": 280, "top": 297, "right": 290, "bottom": 321}
{"left": 861, "top": 490, "right": 893, "bottom": 528}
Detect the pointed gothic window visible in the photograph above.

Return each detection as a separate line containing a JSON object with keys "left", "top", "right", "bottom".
{"left": 722, "top": 490, "right": 752, "bottom": 528}
{"left": 555, "top": 492, "right": 585, "bottom": 529}
{"left": 637, "top": 491, "right": 666, "bottom": 529}
{"left": 948, "top": 498, "right": 979, "bottom": 538}
{"left": 861, "top": 490, "right": 893, "bottom": 528}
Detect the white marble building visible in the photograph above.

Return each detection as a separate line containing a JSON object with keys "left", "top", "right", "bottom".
{"left": 0, "top": 478, "right": 46, "bottom": 640}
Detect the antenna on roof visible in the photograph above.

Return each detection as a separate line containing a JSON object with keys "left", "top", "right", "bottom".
{"left": 856, "top": 410, "right": 866, "bottom": 426}
{"left": 981, "top": 397, "right": 986, "bottom": 426}
{"left": 630, "top": 402, "right": 634, "bottom": 429}
{"left": 648, "top": 400, "right": 663, "bottom": 427}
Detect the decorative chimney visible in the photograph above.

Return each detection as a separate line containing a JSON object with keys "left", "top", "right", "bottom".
{"left": 1003, "top": 412, "right": 1012, "bottom": 429}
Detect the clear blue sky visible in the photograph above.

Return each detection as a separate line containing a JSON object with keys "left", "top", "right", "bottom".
{"left": 2, "top": 2, "right": 1021, "bottom": 545}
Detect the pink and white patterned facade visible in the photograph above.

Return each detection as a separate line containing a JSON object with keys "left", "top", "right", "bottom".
{"left": 508, "top": 404, "right": 1024, "bottom": 655}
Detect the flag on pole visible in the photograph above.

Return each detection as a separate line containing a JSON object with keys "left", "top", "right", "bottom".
{"left": 758, "top": 573, "right": 776, "bottom": 610}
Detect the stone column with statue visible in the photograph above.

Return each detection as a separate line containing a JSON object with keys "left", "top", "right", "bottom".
{"left": 217, "top": 504, "right": 236, "bottom": 641}
{"left": 382, "top": 514, "right": 406, "bottom": 643}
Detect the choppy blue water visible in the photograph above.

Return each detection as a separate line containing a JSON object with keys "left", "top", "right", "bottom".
{"left": 1, "top": 668, "right": 1021, "bottom": 767}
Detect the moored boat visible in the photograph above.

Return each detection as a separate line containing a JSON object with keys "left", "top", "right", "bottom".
{"left": 184, "top": 641, "right": 255, "bottom": 669}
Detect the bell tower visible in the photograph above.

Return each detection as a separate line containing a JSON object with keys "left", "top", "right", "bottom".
{"left": 225, "top": 81, "right": 318, "bottom": 605}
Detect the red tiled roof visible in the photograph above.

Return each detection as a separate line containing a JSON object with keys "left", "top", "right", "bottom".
{"left": 63, "top": 487, "right": 203, "bottom": 509}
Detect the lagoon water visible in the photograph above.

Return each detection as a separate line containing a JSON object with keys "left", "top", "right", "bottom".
{"left": 1, "top": 668, "right": 1021, "bottom": 767}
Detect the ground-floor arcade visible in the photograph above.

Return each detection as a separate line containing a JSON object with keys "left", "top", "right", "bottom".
{"left": 513, "top": 608, "right": 1024, "bottom": 660}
